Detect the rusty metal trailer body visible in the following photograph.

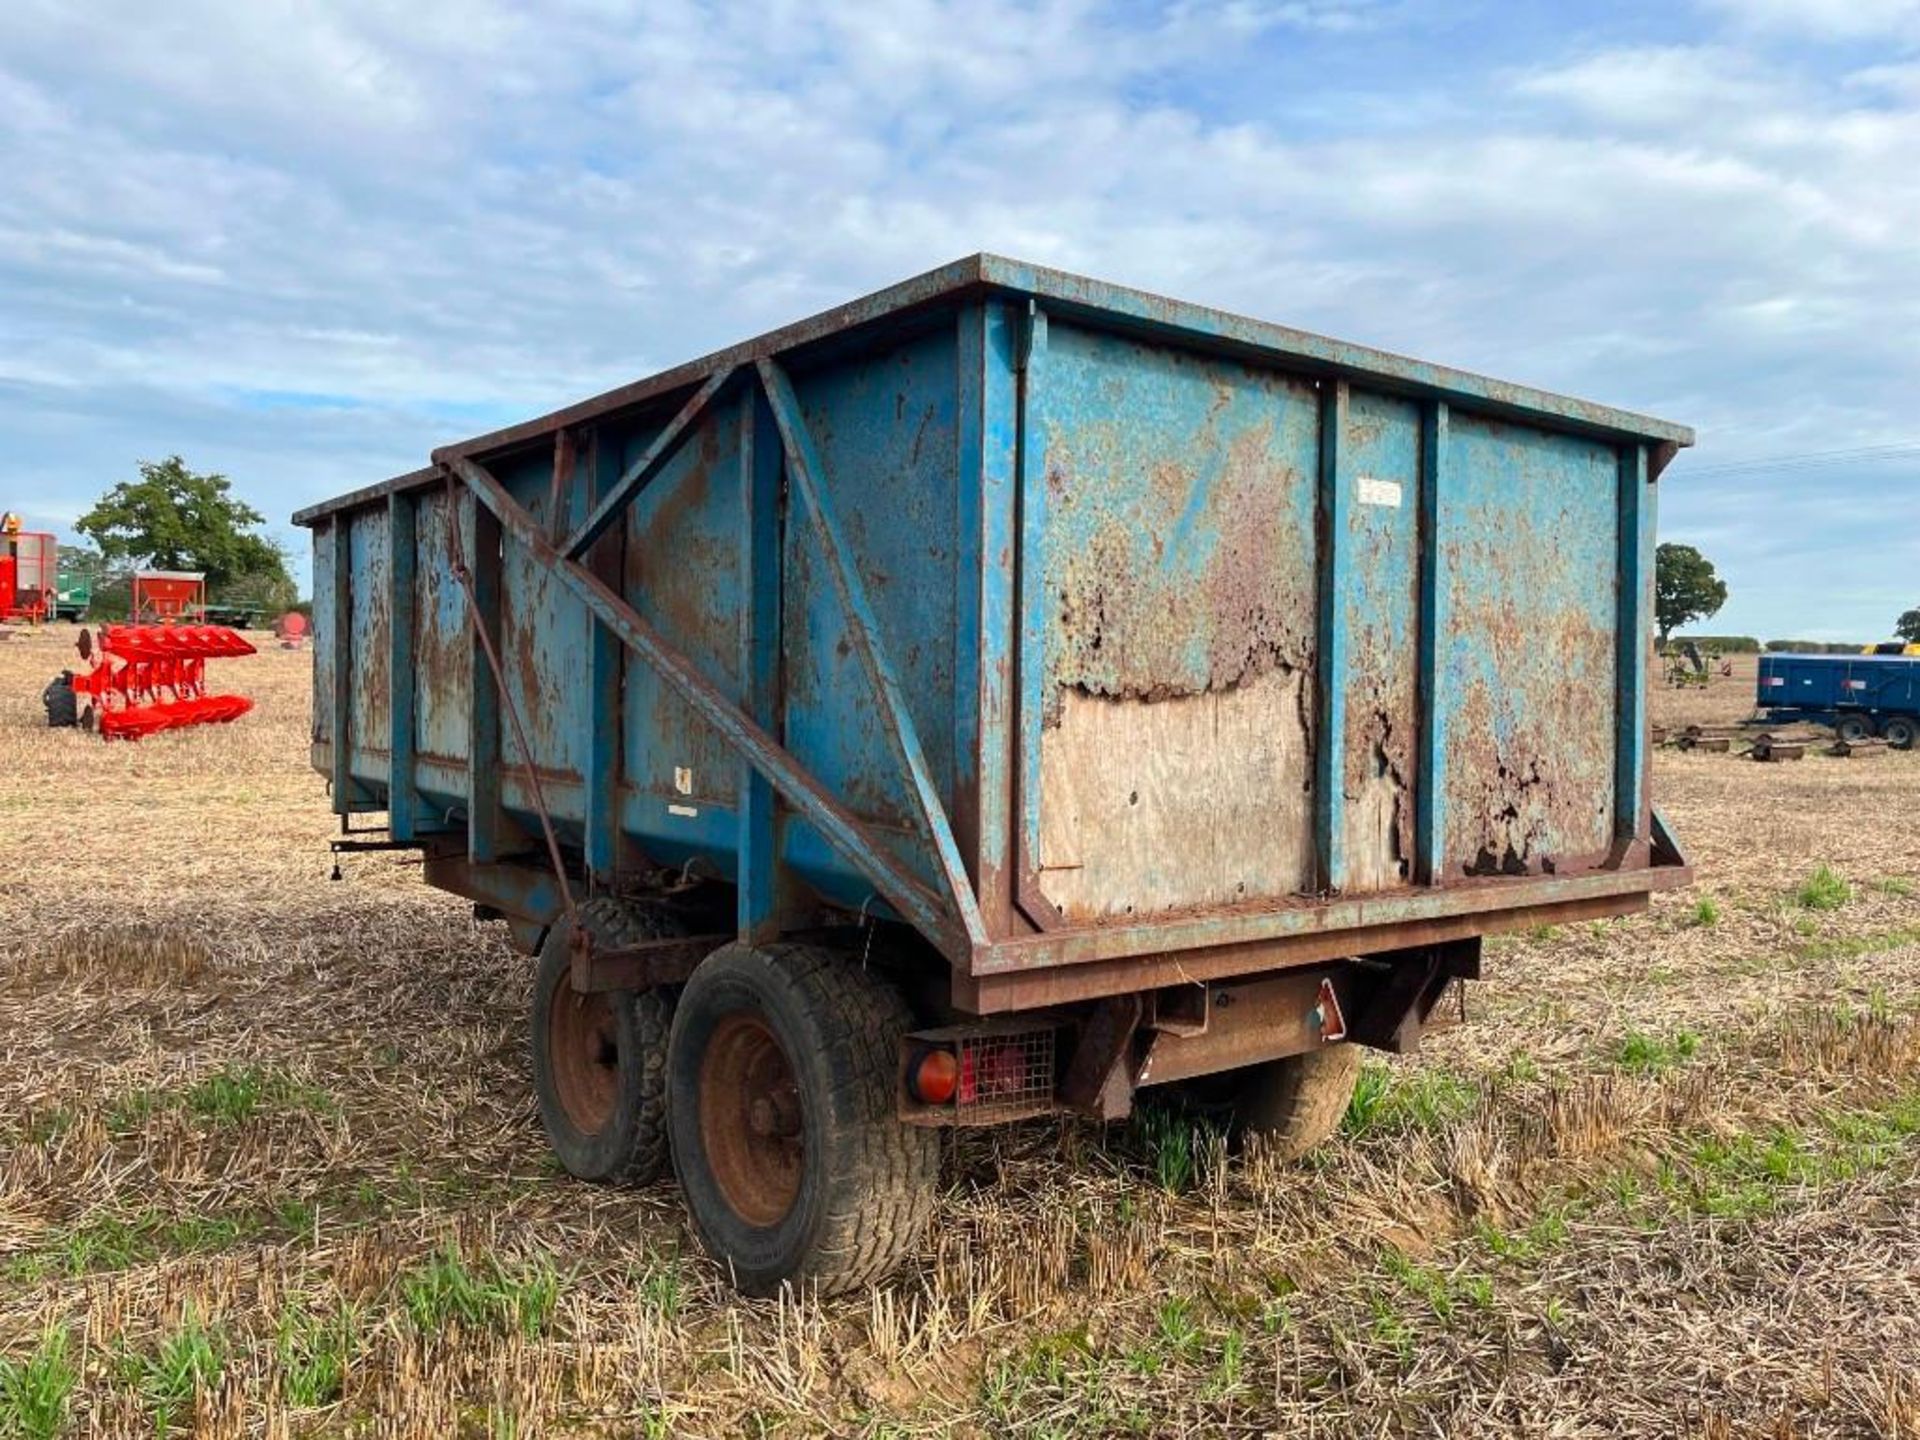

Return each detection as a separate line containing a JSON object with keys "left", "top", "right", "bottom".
{"left": 296, "top": 256, "right": 1692, "bottom": 1291}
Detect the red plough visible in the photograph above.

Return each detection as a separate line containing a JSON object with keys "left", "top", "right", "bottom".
{"left": 68, "top": 623, "right": 257, "bottom": 739}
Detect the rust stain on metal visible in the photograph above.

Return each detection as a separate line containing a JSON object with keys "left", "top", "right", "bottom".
{"left": 1046, "top": 419, "right": 1317, "bottom": 724}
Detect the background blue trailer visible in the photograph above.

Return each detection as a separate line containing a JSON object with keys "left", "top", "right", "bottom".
{"left": 296, "top": 255, "right": 1693, "bottom": 1293}
{"left": 1758, "top": 653, "right": 1920, "bottom": 747}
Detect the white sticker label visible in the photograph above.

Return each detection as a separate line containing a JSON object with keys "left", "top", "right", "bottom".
{"left": 1357, "top": 476, "right": 1402, "bottom": 508}
{"left": 673, "top": 766, "right": 693, "bottom": 795}
{"left": 668, "top": 803, "right": 698, "bottom": 818}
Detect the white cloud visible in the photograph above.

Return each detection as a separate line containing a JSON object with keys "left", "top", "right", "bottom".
{"left": 1, "top": 0, "right": 1917, "bottom": 636}
{"left": 1702, "top": 0, "right": 1920, "bottom": 41}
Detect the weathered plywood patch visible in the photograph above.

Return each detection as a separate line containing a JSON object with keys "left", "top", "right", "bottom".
{"left": 1037, "top": 669, "right": 1315, "bottom": 921}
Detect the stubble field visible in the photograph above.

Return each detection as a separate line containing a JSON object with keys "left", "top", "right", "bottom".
{"left": 1, "top": 633, "right": 1918, "bottom": 1438}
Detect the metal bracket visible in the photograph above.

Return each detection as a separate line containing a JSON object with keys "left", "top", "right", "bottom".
{"left": 436, "top": 450, "right": 967, "bottom": 962}
{"left": 1058, "top": 995, "right": 1141, "bottom": 1120}
{"left": 564, "top": 366, "right": 735, "bottom": 561}
{"left": 570, "top": 932, "right": 727, "bottom": 994}
{"left": 757, "top": 358, "right": 989, "bottom": 948}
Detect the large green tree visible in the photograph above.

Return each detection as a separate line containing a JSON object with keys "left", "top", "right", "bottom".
{"left": 76, "top": 457, "right": 290, "bottom": 599}
{"left": 1654, "top": 542, "right": 1728, "bottom": 643}
{"left": 1896, "top": 608, "right": 1920, "bottom": 643}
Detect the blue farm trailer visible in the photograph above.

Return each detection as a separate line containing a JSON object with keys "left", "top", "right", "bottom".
{"left": 295, "top": 256, "right": 1694, "bottom": 1294}
{"left": 1758, "top": 653, "right": 1920, "bottom": 748}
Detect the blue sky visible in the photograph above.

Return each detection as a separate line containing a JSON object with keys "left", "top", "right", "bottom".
{"left": 3, "top": 0, "right": 1917, "bottom": 639}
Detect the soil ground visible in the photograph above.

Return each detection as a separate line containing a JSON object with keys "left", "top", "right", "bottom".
{"left": 2, "top": 634, "right": 1917, "bottom": 1438}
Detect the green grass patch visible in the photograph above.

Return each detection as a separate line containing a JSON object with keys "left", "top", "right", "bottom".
{"left": 19, "top": 1109, "right": 75, "bottom": 1147}
{"left": 1473, "top": 1201, "right": 1577, "bottom": 1265}
{"left": 1343, "top": 1063, "right": 1479, "bottom": 1138}
{"left": 1795, "top": 925, "right": 1920, "bottom": 966}
{"left": 1795, "top": 865, "right": 1852, "bottom": 912}
{"left": 1126, "top": 1104, "right": 1219, "bottom": 1194}
{"left": 400, "top": 1246, "right": 559, "bottom": 1340}
{"left": 119, "top": 1308, "right": 223, "bottom": 1437}
{"left": 103, "top": 1065, "right": 336, "bottom": 1136}
{"left": 1500, "top": 1051, "right": 1540, "bottom": 1084}
{"left": 629, "top": 1246, "right": 687, "bottom": 1321}
{"left": 1362, "top": 1290, "right": 1415, "bottom": 1367}
{"left": 276, "top": 1303, "right": 358, "bottom": 1408}
{"left": 981, "top": 1330, "right": 1147, "bottom": 1437}
{"left": 1687, "top": 896, "right": 1720, "bottom": 928}
{"left": 1614, "top": 1028, "right": 1702, "bottom": 1076}
{"left": 1871, "top": 877, "right": 1915, "bottom": 899}
{"left": 0, "top": 1328, "right": 77, "bottom": 1440}
{"left": 1379, "top": 1249, "right": 1495, "bottom": 1321}
{"left": 1656, "top": 1088, "right": 1920, "bottom": 1220}
{"left": 3, "top": 1206, "right": 270, "bottom": 1282}
{"left": 1152, "top": 1297, "right": 1205, "bottom": 1359}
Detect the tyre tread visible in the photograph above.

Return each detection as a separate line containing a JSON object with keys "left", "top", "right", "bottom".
{"left": 761, "top": 945, "right": 938, "bottom": 1292}
{"left": 1236, "top": 1045, "right": 1362, "bottom": 1161}
{"left": 537, "top": 897, "right": 685, "bottom": 1185}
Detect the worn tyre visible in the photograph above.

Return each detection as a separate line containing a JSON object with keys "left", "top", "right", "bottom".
{"left": 1210, "top": 1045, "right": 1362, "bottom": 1160}
{"left": 667, "top": 943, "right": 938, "bottom": 1296}
{"left": 531, "top": 898, "right": 686, "bottom": 1185}
{"left": 42, "top": 673, "right": 77, "bottom": 729}
{"left": 1835, "top": 714, "right": 1873, "bottom": 743}
{"left": 1884, "top": 716, "right": 1918, "bottom": 751}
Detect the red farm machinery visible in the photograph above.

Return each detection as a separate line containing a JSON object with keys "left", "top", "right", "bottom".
{"left": 45, "top": 623, "right": 257, "bottom": 739}
{"left": 0, "top": 513, "right": 57, "bottom": 624}
{"left": 38, "top": 566, "right": 257, "bottom": 739}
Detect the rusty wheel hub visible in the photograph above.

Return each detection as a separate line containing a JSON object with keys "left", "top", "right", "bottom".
{"left": 699, "top": 1013, "right": 803, "bottom": 1227}
{"left": 548, "top": 975, "right": 620, "bottom": 1135}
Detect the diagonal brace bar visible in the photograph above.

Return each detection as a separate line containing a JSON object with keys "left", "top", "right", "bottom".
{"left": 438, "top": 450, "right": 965, "bottom": 959}
{"left": 563, "top": 365, "right": 734, "bottom": 561}
{"left": 756, "top": 358, "right": 989, "bottom": 946}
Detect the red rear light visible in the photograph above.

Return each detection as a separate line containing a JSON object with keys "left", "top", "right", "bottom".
{"left": 909, "top": 1047, "right": 959, "bottom": 1105}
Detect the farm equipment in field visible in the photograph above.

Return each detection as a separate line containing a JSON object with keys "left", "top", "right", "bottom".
{"left": 1757, "top": 653, "right": 1920, "bottom": 750}
{"left": 44, "top": 623, "right": 256, "bottom": 739}
{"left": 132, "top": 570, "right": 205, "bottom": 622}
{"left": 300, "top": 255, "right": 1694, "bottom": 1296}
{"left": 53, "top": 576, "right": 91, "bottom": 621}
{"left": 1661, "top": 640, "right": 1712, "bottom": 688}
{"left": 0, "top": 513, "right": 57, "bottom": 624}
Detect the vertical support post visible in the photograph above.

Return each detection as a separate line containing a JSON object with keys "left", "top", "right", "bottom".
{"left": 738, "top": 385, "right": 783, "bottom": 941}
{"left": 1615, "top": 443, "right": 1652, "bottom": 845}
{"left": 582, "top": 430, "right": 624, "bottom": 881}
{"left": 387, "top": 491, "right": 420, "bottom": 840}
{"left": 1415, "top": 400, "right": 1451, "bottom": 884}
{"left": 956, "top": 301, "right": 1020, "bottom": 937}
{"left": 469, "top": 499, "right": 505, "bottom": 863}
{"left": 1315, "top": 381, "right": 1351, "bottom": 894}
{"left": 1014, "top": 301, "right": 1051, "bottom": 915}
{"left": 329, "top": 514, "right": 356, "bottom": 814}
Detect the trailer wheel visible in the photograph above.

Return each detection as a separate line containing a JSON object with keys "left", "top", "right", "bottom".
{"left": 667, "top": 943, "right": 938, "bottom": 1296}
{"left": 1885, "top": 716, "right": 1918, "bottom": 751}
{"left": 1207, "top": 1045, "right": 1363, "bottom": 1160}
{"left": 1835, "top": 714, "right": 1872, "bottom": 743}
{"left": 531, "top": 898, "right": 685, "bottom": 1186}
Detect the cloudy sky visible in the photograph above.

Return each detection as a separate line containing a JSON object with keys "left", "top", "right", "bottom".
{"left": 4, "top": 0, "right": 1917, "bottom": 639}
